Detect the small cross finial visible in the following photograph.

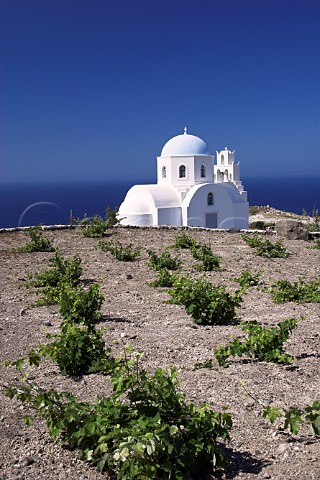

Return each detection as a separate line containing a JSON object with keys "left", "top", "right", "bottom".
{"left": 184, "top": 127, "right": 187, "bottom": 135}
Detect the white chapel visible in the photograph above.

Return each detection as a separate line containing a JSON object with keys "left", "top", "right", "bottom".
{"left": 118, "top": 129, "right": 249, "bottom": 229}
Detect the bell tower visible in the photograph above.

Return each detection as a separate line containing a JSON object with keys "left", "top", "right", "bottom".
{"left": 214, "top": 147, "right": 247, "bottom": 200}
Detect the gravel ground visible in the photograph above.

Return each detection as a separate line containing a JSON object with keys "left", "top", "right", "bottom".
{"left": 0, "top": 225, "right": 319, "bottom": 480}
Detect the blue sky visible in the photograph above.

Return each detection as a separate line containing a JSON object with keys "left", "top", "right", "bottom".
{"left": 1, "top": 0, "right": 319, "bottom": 183}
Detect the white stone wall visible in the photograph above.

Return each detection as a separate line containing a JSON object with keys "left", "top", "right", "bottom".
{"left": 157, "top": 157, "right": 170, "bottom": 184}
{"left": 158, "top": 154, "right": 215, "bottom": 191}
{"left": 119, "top": 213, "right": 153, "bottom": 226}
{"left": 157, "top": 207, "right": 182, "bottom": 226}
{"left": 194, "top": 155, "right": 214, "bottom": 183}
{"left": 182, "top": 183, "right": 248, "bottom": 229}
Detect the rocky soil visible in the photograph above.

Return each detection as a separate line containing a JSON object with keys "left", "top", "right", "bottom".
{"left": 0, "top": 223, "right": 319, "bottom": 480}
{"left": 248, "top": 206, "right": 318, "bottom": 226}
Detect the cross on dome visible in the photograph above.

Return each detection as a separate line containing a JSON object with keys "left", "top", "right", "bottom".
{"left": 184, "top": 127, "right": 187, "bottom": 135}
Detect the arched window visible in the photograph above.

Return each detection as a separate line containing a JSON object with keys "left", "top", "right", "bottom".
{"left": 207, "top": 192, "right": 214, "bottom": 206}
{"left": 162, "top": 166, "right": 166, "bottom": 178}
{"left": 179, "top": 165, "right": 186, "bottom": 178}
{"left": 221, "top": 154, "right": 225, "bottom": 165}
{"left": 200, "top": 164, "right": 206, "bottom": 178}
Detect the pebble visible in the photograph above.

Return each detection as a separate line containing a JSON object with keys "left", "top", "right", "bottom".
{"left": 20, "top": 308, "right": 26, "bottom": 316}
{"left": 22, "top": 456, "right": 36, "bottom": 466}
{"left": 43, "top": 320, "right": 52, "bottom": 326}
{"left": 278, "top": 443, "right": 289, "bottom": 453}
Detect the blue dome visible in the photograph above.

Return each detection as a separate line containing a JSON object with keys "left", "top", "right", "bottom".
{"left": 161, "top": 131, "right": 210, "bottom": 156}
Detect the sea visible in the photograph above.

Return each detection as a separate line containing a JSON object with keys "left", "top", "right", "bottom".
{"left": 0, "top": 175, "right": 319, "bottom": 229}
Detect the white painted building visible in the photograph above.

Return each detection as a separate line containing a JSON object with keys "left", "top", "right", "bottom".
{"left": 118, "top": 129, "right": 249, "bottom": 229}
{"left": 214, "top": 147, "right": 246, "bottom": 196}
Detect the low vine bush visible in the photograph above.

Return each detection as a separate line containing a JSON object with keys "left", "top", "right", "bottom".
{"left": 22, "top": 283, "right": 109, "bottom": 376}
{"left": 190, "top": 243, "right": 221, "bottom": 271}
{"left": 16, "top": 226, "right": 55, "bottom": 253}
{"left": 241, "top": 233, "right": 288, "bottom": 258}
{"left": 240, "top": 383, "right": 320, "bottom": 437}
{"left": 59, "top": 283, "right": 105, "bottom": 326}
{"left": 30, "top": 249, "right": 82, "bottom": 288}
{"left": 148, "top": 268, "right": 177, "bottom": 287}
{"left": 172, "top": 233, "right": 197, "bottom": 249}
{"left": 77, "top": 213, "right": 108, "bottom": 237}
{"left": 171, "top": 235, "right": 220, "bottom": 271}
{"left": 6, "top": 345, "right": 232, "bottom": 478}
{"left": 194, "top": 359, "right": 214, "bottom": 370}
{"left": 167, "top": 276, "right": 242, "bottom": 325}
{"left": 311, "top": 239, "right": 320, "bottom": 249}
{"left": 214, "top": 318, "right": 297, "bottom": 367}
{"left": 30, "top": 250, "right": 83, "bottom": 306}
{"left": 269, "top": 278, "right": 320, "bottom": 303}
{"left": 77, "top": 207, "right": 120, "bottom": 238}
{"left": 263, "top": 401, "right": 320, "bottom": 436}
{"left": 33, "top": 282, "right": 65, "bottom": 306}
{"left": 105, "top": 206, "right": 121, "bottom": 227}
{"left": 98, "top": 239, "right": 140, "bottom": 261}
{"left": 29, "top": 323, "right": 111, "bottom": 376}
{"left": 147, "top": 249, "right": 181, "bottom": 271}
{"left": 234, "top": 269, "right": 261, "bottom": 289}
{"left": 306, "top": 208, "right": 319, "bottom": 232}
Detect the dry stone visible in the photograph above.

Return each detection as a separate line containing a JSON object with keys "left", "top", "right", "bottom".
{"left": 275, "top": 220, "right": 309, "bottom": 240}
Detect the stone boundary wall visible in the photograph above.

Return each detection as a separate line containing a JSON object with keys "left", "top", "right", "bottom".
{"left": 0, "top": 224, "right": 271, "bottom": 235}
{"left": 1, "top": 223, "right": 319, "bottom": 238}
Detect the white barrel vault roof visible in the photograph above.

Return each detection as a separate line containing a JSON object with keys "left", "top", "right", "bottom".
{"left": 118, "top": 184, "right": 181, "bottom": 214}
{"left": 183, "top": 182, "right": 246, "bottom": 208}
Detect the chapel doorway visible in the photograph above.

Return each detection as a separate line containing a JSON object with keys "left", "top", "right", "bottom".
{"left": 206, "top": 213, "right": 218, "bottom": 228}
